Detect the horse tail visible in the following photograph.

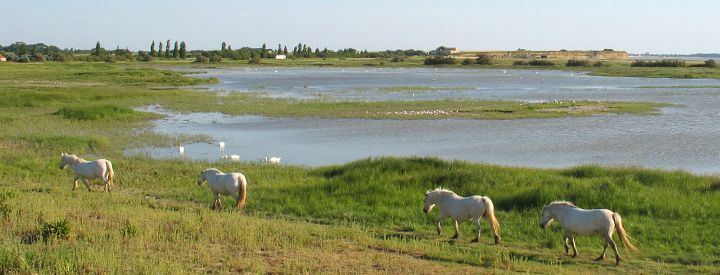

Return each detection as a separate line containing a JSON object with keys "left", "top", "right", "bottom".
{"left": 105, "top": 160, "right": 115, "bottom": 189}
{"left": 613, "top": 212, "right": 637, "bottom": 251}
{"left": 483, "top": 197, "right": 501, "bottom": 244}
{"left": 236, "top": 174, "right": 247, "bottom": 210}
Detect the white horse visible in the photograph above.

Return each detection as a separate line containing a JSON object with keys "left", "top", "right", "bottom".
{"left": 59, "top": 153, "right": 115, "bottom": 192}
{"left": 540, "top": 201, "right": 636, "bottom": 265}
{"left": 423, "top": 188, "right": 500, "bottom": 244}
{"left": 196, "top": 168, "right": 248, "bottom": 210}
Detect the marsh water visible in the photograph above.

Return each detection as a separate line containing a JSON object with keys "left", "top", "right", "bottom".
{"left": 135, "top": 67, "right": 720, "bottom": 174}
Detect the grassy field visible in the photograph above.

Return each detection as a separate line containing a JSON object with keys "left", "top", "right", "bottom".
{"left": 0, "top": 62, "right": 718, "bottom": 273}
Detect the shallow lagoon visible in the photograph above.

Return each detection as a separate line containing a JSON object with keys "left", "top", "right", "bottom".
{"left": 136, "top": 67, "right": 720, "bottom": 174}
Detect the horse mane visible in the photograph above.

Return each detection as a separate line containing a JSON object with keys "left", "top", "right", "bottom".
{"left": 547, "top": 201, "right": 578, "bottom": 208}
{"left": 426, "top": 187, "right": 456, "bottom": 195}
{"left": 62, "top": 153, "right": 84, "bottom": 163}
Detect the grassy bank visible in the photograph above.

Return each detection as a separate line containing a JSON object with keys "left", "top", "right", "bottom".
{"left": 0, "top": 62, "right": 717, "bottom": 273}
{"left": 138, "top": 56, "right": 720, "bottom": 79}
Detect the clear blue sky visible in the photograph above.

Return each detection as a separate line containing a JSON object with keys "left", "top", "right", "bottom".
{"left": 1, "top": 0, "right": 717, "bottom": 54}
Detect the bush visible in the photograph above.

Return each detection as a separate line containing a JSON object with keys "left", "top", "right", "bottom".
{"left": 209, "top": 55, "right": 222, "bottom": 63}
{"left": 704, "top": 59, "right": 716, "bottom": 68}
{"left": 195, "top": 55, "right": 208, "bottom": 63}
{"left": 593, "top": 61, "right": 605, "bottom": 67}
{"left": 137, "top": 52, "right": 153, "bottom": 62}
{"left": 423, "top": 56, "right": 455, "bottom": 65}
{"left": 249, "top": 57, "right": 261, "bottom": 64}
{"left": 3, "top": 52, "right": 17, "bottom": 62}
{"left": 631, "top": 60, "right": 685, "bottom": 67}
{"left": 104, "top": 55, "right": 116, "bottom": 63}
{"left": 475, "top": 54, "right": 493, "bottom": 65}
{"left": 513, "top": 60, "right": 528, "bottom": 66}
{"left": 16, "top": 54, "right": 31, "bottom": 63}
{"left": 565, "top": 59, "right": 589, "bottom": 67}
{"left": 32, "top": 53, "right": 45, "bottom": 62}
{"left": 40, "top": 219, "right": 70, "bottom": 243}
{"left": 390, "top": 56, "right": 405, "bottom": 62}
{"left": 461, "top": 58, "right": 474, "bottom": 65}
{"left": 527, "top": 59, "right": 555, "bottom": 66}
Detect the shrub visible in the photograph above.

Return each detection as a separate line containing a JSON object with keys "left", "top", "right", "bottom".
{"left": 513, "top": 60, "right": 528, "bottom": 66}
{"left": 32, "top": 53, "right": 45, "bottom": 62}
{"left": 40, "top": 219, "right": 70, "bottom": 242}
{"left": 209, "top": 55, "right": 222, "bottom": 63}
{"left": 565, "top": 59, "right": 589, "bottom": 67}
{"left": 249, "top": 57, "right": 261, "bottom": 64}
{"left": 390, "top": 56, "right": 405, "bottom": 62}
{"left": 631, "top": 60, "right": 685, "bottom": 67}
{"left": 104, "top": 55, "right": 117, "bottom": 63}
{"left": 3, "top": 52, "right": 17, "bottom": 62}
{"left": 704, "top": 59, "right": 716, "bottom": 68}
{"left": 527, "top": 60, "right": 555, "bottom": 66}
{"left": 137, "top": 52, "right": 153, "bottom": 62}
{"left": 593, "top": 61, "right": 605, "bottom": 67}
{"left": 461, "top": 58, "right": 474, "bottom": 65}
{"left": 195, "top": 55, "right": 208, "bottom": 63}
{"left": 423, "top": 56, "right": 455, "bottom": 65}
{"left": 475, "top": 54, "right": 493, "bottom": 65}
{"left": 16, "top": 54, "right": 31, "bottom": 63}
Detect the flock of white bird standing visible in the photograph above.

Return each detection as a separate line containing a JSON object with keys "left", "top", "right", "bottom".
{"left": 177, "top": 141, "right": 282, "bottom": 164}
{"left": 59, "top": 143, "right": 636, "bottom": 266}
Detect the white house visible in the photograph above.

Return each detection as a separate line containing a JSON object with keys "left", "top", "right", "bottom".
{"left": 275, "top": 54, "right": 287, "bottom": 60}
{"left": 0, "top": 53, "right": 6, "bottom": 62}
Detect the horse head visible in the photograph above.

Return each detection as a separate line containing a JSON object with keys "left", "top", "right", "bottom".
{"left": 59, "top": 153, "right": 74, "bottom": 169}
{"left": 423, "top": 188, "right": 444, "bottom": 213}
{"left": 197, "top": 170, "right": 208, "bottom": 186}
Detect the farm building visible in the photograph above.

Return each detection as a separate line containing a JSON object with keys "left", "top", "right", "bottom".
{"left": 0, "top": 53, "right": 6, "bottom": 62}
{"left": 275, "top": 54, "right": 286, "bottom": 60}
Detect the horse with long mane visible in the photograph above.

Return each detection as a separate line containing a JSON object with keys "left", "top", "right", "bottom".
{"left": 423, "top": 188, "right": 500, "bottom": 244}
{"left": 540, "top": 201, "right": 636, "bottom": 265}
{"left": 196, "top": 168, "right": 248, "bottom": 210}
{"left": 59, "top": 153, "right": 115, "bottom": 192}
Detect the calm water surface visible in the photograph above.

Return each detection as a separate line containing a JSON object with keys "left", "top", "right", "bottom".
{"left": 136, "top": 67, "right": 720, "bottom": 174}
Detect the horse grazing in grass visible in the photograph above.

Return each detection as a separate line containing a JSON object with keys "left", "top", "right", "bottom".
{"left": 196, "top": 168, "right": 247, "bottom": 210}
{"left": 540, "top": 201, "right": 636, "bottom": 265}
{"left": 423, "top": 188, "right": 500, "bottom": 244}
{"left": 59, "top": 153, "right": 115, "bottom": 192}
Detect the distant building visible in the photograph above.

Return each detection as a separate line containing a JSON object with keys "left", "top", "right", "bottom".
{"left": 0, "top": 53, "right": 6, "bottom": 62}
{"left": 429, "top": 47, "right": 460, "bottom": 56}
{"left": 275, "top": 54, "right": 287, "bottom": 60}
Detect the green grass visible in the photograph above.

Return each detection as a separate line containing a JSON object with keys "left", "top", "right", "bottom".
{"left": 54, "top": 105, "right": 160, "bottom": 122}
{"left": 0, "top": 62, "right": 717, "bottom": 273}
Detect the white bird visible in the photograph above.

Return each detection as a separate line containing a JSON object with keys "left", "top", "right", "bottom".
{"left": 503, "top": 70, "right": 507, "bottom": 74}
{"left": 218, "top": 141, "right": 226, "bottom": 152}
{"left": 536, "top": 71, "right": 539, "bottom": 74}
{"left": 222, "top": 154, "right": 240, "bottom": 161}
{"left": 263, "top": 156, "right": 282, "bottom": 164}
{"left": 177, "top": 145, "right": 185, "bottom": 155}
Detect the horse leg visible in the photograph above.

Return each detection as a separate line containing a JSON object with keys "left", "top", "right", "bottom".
{"left": 72, "top": 176, "right": 79, "bottom": 190}
{"left": 570, "top": 236, "right": 579, "bottom": 257}
{"left": 452, "top": 220, "right": 461, "bottom": 239}
{"left": 82, "top": 178, "right": 91, "bottom": 191}
{"left": 213, "top": 193, "right": 222, "bottom": 210}
{"left": 609, "top": 236, "right": 622, "bottom": 265}
{"left": 563, "top": 236, "right": 570, "bottom": 255}
{"left": 471, "top": 218, "right": 481, "bottom": 243}
{"left": 596, "top": 235, "right": 610, "bottom": 261}
{"left": 436, "top": 214, "right": 445, "bottom": 236}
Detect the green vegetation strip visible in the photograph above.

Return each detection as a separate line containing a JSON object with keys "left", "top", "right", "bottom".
{"left": 0, "top": 62, "right": 715, "bottom": 273}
